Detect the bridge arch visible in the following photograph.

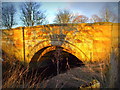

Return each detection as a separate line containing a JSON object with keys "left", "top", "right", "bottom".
{"left": 27, "top": 40, "right": 51, "bottom": 63}
{"left": 28, "top": 40, "right": 89, "bottom": 64}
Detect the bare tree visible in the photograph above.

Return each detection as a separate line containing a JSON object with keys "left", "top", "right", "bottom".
{"left": 20, "top": 2, "right": 46, "bottom": 26}
{"left": 2, "top": 4, "right": 16, "bottom": 29}
{"left": 100, "top": 7, "right": 117, "bottom": 22}
{"left": 72, "top": 15, "right": 88, "bottom": 23}
{"left": 90, "top": 14, "right": 102, "bottom": 23}
{"left": 54, "top": 9, "right": 73, "bottom": 24}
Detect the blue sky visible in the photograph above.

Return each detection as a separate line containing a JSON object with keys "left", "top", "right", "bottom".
{"left": 40, "top": 2, "right": 118, "bottom": 23}
{"left": 2, "top": 2, "right": 118, "bottom": 27}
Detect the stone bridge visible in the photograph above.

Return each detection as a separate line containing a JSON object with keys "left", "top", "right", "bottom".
{"left": 1, "top": 23, "right": 118, "bottom": 65}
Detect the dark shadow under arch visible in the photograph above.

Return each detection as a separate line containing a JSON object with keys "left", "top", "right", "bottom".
{"left": 30, "top": 46, "right": 50, "bottom": 62}
{"left": 29, "top": 47, "right": 84, "bottom": 80}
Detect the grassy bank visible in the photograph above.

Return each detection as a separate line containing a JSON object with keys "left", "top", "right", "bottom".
{"left": 2, "top": 48, "right": 119, "bottom": 88}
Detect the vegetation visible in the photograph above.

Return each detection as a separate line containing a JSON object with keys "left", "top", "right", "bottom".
{"left": 72, "top": 15, "right": 89, "bottom": 23}
{"left": 100, "top": 6, "right": 117, "bottom": 22}
{"left": 54, "top": 9, "right": 74, "bottom": 24}
{"left": 2, "top": 47, "right": 119, "bottom": 88}
{"left": 1, "top": 2, "right": 117, "bottom": 29}
{"left": 20, "top": 2, "right": 46, "bottom": 26}
{"left": 90, "top": 14, "right": 102, "bottom": 23}
{"left": 2, "top": 3, "right": 16, "bottom": 29}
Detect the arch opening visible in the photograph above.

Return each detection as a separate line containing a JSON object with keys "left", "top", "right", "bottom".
{"left": 30, "top": 46, "right": 50, "bottom": 63}
{"left": 29, "top": 46, "right": 84, "bottom": 80}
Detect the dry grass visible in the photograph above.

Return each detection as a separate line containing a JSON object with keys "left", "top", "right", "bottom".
{"left": 2, "top": 52, "right": 44, "bottom": 88}
{"left": 2, "top": 47, "right": 119, "bottom": 88}
{"left": 84, "top": 47, "right": 119, "bottom": 88}
{"left": 3, "top": 62, "right": 40, "bottom": 88}
{"left": 85, "top": 61, "right": 109, "bottom": 88}
{"left": 108, "top": 48, "right": 119, "bottom": 88}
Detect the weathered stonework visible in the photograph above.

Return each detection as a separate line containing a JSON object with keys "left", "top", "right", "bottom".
{"left": 1, "top": 23, "right": 118, "bottom": 64}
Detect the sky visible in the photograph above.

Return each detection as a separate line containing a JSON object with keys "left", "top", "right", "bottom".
{"left": 1, "top": 2, "right": 118, "bottom": 28}
{"left": 40, "top": 2, "right": 118, "bottom": 23}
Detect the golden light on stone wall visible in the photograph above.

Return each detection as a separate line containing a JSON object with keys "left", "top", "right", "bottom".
{"left": 1, "top": 23, "right": 118, "bottom": 64}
